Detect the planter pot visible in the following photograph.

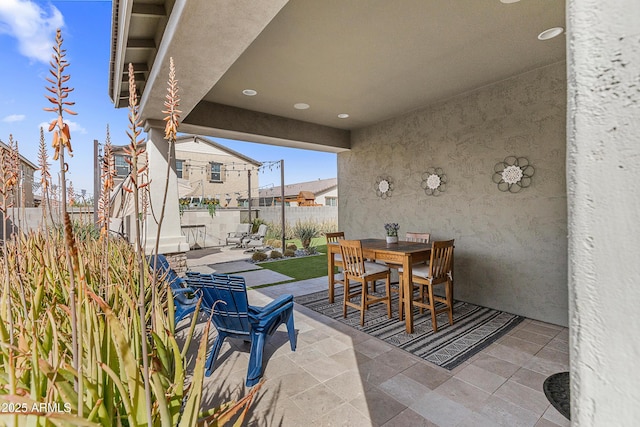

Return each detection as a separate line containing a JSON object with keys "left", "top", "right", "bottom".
{"left": 386, "top": 236, "right": 398, "bottom": 244}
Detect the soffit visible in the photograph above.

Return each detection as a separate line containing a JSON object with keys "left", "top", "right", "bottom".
{"left": 111, "top": 0, "right": 565, "bottom": 135}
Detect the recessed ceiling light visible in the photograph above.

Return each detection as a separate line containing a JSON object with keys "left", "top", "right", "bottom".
{"left": 338, "top": 113, "right": 349, "bottom": 119}
{"left": 538, "top": 27, "right": 564, "bottom": 40}
{"left": 242, "top": 89, "right": 257, "bottom": 96}
{"left": 294, "top": 103, "right": 310, "bottom": 110}
{"left": 500, "top": 0, "right": 520, "bottom": 3}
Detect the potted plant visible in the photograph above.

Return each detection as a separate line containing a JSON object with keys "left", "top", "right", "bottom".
{"left": 384, "top": 223, "right": 399, "bottom": 244}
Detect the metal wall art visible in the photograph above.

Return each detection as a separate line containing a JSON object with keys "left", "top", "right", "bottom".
{"left": 375, "top": 175, "right": 394, "bottom": 199}
{"left": 421, "top": 167, "right": 447, "bottom": 196}
{"left": 493, "top": 156, "right": 535, "bottom": 193}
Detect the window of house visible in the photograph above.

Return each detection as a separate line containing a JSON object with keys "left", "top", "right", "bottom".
{"left": 209, "top": 162, "right": 222, "bottom": 182}
{"left": 176, "top": 159, "right": 184, "bottom": 178}
{"left": 115, "top": 155, "right": 130, "bottom": 177}
{"left": 325, "top": 196, "right": 338, "bottom": 207}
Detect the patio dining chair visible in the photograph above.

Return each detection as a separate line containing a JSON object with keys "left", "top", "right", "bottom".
{"left": 226, "top": 223, "right": 251, "bottom": 247}
{"left": 385, "top": 232, "right": 430, "bottom": 318}
{"left": 325, "top": 231, "right": 345, "bottom": 299}
{"left": 398, "top": 239, "right": 454, "bottom": 332}
{"left": 339, "top": 239, "right": 392, "bottom": 326}
{"left": 189, "top": 273, "right": 296, "bottom": 387}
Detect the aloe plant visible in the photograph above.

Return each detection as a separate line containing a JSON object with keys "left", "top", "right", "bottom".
{"left": 0, "top": 29, "right": 258, "bottom": 426}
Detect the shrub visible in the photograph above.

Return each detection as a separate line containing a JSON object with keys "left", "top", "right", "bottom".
{"left": 270, "top": 250, "right": 283, "bottom": 259}
{"left": 284, "top": 249, "right": 296, "bottom": 257}
{"left": 251, "top": 218, "right": 266, "bottom": 233}
{"left": 266, "top": 238, "right": 282, "bottom": 248}
{"left": 292, "top": 220, "right": 320, "bottom": 249}
{"left": 286, "top": 243, "right": 298, "bottom": 250}
{"left": 252, "top": 251, "right": 268, "bottom": 262}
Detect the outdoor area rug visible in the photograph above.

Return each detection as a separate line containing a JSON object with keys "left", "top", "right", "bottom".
{"left": 294, "top": 288, "right": 525, "bottom": 370}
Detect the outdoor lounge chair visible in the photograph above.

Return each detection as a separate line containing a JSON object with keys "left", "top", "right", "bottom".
{"left": 226, "top": 223, "right": 251, "bottom": 247}
{"left": 187, "top": 273, "right": 296, "bottom": 387}
{"left": 242, "top": 224, "right": 268, "bottom": 250}
{"left": 148, "top": 254, "right": 200, "bottom": 326}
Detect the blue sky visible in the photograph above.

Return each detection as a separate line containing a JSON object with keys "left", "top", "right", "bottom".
{"left": 0, "top": 0, "right": 337, "bottom": 198}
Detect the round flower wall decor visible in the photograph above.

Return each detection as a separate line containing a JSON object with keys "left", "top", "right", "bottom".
{"left": 421, "top": 167, "right": 447, "bottom": 196}
{"left": 493, "top": 156, "right": 535, "bottom": 193}
{"left": 375, "top": 176, "right": 394, "bottom": 199}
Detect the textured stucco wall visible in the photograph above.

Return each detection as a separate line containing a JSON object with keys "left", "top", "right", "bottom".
{"left": 339, "top": 62, "right": 568, "bottom": 326}
{"left": 567, "top": 0, "right": 640, "bottom": 424}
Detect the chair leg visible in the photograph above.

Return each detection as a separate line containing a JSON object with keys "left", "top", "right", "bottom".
{"left": 385, "top": 273, "right": 392, "bottom": 319}
{"left": 428, "top": 284, "right": 438, "bottom": 333}
{"left": 446, "top": 279, "right": 454, "bottom": 326}
{"left": 360, "top": 280, "right": 367, "bottom": 326}
{"left": 343, "top": 280, "right": 349, "bottom": 319}
{"left": 205, "top": 333, "right": 227, "bottom": 377}
{"left": 246, "top": 331, "right": 266, "bottom": 387}
{"left": 286, "top": 310, "right": 297, "bottom": 351}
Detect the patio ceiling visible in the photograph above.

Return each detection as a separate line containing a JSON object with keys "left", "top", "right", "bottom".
{"left": 109, "top": 0, "right": 565, "bottom": 151}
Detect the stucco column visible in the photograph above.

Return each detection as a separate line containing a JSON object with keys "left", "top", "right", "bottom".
{"left": 567, "top": 0, "right": 640, "bottom": 424}
{"left": 143, "top": 126, "right": 189, "bottom": 255}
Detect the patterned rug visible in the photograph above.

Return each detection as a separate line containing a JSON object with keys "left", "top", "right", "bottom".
{"left": 294, "top": 288, "right": 525, "bottom": 370}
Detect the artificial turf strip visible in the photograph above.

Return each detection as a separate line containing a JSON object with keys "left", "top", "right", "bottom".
{"left": 256, "top": 252, "right": 329, "bottom": 282}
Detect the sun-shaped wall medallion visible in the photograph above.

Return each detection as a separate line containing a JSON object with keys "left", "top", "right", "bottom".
{"left": 375, "top": 176, "right": 394, "bottom": 199}
{"left": 493, "top": 156, "right": 535, "bottom": 193}
{"left": 421, "top": 167, "right": 447, "bottom": 196}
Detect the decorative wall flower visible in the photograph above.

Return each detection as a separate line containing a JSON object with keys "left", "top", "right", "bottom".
{"left": 493, "top": 156, "right": 535, "bottom": 193}
{"left": 421, "top": 167, "right": 447, "bottom": 196}
{"left": 375, "top": 175, "right": 394, "bottom": 199}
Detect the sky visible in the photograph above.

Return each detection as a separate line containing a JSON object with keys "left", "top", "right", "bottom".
{"left": 0, "top": 0, "right": 337, "bottom": 198}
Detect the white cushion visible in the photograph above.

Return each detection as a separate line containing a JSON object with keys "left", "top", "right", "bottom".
{"left": 362, "top": 261, "right": 390, "bottom": 277}
{"left": 397, "top": 263, "right": 430, "bottom": 278}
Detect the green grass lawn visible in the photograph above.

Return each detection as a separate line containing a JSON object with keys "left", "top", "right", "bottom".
{"left": 252, "top": 240, "right": 332, "bottom": 287}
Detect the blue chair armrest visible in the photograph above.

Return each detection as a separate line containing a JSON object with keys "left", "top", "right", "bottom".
{"left": 173, "top": 287, "right": 197, "bottom": 296}
{"left": 248, "top": 294, "right": 294, "bottom": 320}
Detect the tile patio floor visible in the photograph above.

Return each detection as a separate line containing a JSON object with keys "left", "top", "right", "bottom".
{"left": 183, "top": 247, "right": 570, "bottom": 427}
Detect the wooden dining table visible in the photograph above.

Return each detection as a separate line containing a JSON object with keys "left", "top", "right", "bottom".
{"left": 327, "top": 238, "right": 432, "bottom": 333}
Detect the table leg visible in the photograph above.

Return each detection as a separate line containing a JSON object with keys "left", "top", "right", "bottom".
{"left": 328, "top": 251, "right": 335, "bottom": 303}
{"left": 403, "top": 255, "right": 414, "bottom": 333}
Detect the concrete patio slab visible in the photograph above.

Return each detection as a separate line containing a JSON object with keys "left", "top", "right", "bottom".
{"left": 237, "top": 269, "right": 293, "bottom": 287}
{"left": 209, "top": 260, "right": 262, "bottom": 274}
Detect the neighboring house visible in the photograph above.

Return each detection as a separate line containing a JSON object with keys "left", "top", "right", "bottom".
{"left": 111, "top": 135, "right": 262, "bottom": 208}
{"left": 258, "top": 178, "right": 337, "bottom": 207}
{"left": 0, "top": 140, "right": 37, "bottom": 208}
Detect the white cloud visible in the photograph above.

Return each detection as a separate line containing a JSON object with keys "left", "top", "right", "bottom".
{"left": 38, "top": 119, "right": 87, "bottom": 135}
{"left": 2, "top": 114, "right": 25, "bottom": 123}
{"left": 0, "top": 0, "right": 64, "bottom": 64}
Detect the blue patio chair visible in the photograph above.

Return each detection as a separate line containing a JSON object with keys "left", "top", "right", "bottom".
{"left": 148, "top": 254, "right": 200, "bottom": 326}
{"left": 190, "top": 273, "right": 296, "bottom": 387}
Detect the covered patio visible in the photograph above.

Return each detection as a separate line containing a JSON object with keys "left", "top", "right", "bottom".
{"left": 109, "top": 1, "right": 639, "bottom": 425}
{"left": 186, "top": 248, "right": 569, "bottom": 426}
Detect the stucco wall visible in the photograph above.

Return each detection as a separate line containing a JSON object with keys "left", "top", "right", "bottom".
{"left": 568, "top": 0, "right": 640, "bottom": 423}
{"left": 339, "top": 62, "right": 568, "bottom": 326}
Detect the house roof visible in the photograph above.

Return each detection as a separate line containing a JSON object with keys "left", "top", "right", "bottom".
{"left": 259, "top": 177, "right": 337, "bottom": 199}
{"left": 111, "top": 134, "right": 261, "bottom": 167}
{"left": 175, "top": 135, "right": 261, "bottom": 167}
{"left": 0, "top": 140, "right": 38, "bottom": 170}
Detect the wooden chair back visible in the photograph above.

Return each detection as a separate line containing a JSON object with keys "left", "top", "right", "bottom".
{"left": 406, "top": 232, "right": 430, "bottom": 243}
{"left": 428, "top": 239, "right": 454, "bottom": 283}
{"left": 326, "top": 231, "right": 345, "bottom": 243}
{"left": 339, "top": 239, "right": 367, "bottom": 278}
